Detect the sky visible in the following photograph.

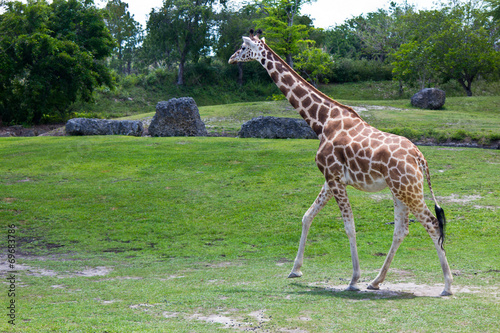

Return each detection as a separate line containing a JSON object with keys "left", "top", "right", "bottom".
{"left": 1, "top": 0, "right": 442, "bottom": 29}
{"left": 93, "top": 0, "right": 441, "bottom": 30}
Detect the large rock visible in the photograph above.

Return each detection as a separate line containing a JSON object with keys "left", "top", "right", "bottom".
{"left": 148, "top": 97, "right": 207, "bottom": 137}
{"left": 66, "top": 118, "right": 143, "bottom": 136}
{"left": 239, "top": 116, "right": 318, "bottom": 139}
{"left": 411, "top": 88, "right": 446, "bottom": 110}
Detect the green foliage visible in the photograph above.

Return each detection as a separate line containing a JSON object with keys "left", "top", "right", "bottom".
{"left": 486, "top": 0, "right": 500, "bottom": 22}
{"left": 103, "top": 0, "right": 143, "bottom": 75}
{"left": 216, "top": 4, "right": 265, "bottom": 61}
{"left": 330, "top": 58, "right": 393, "bottom": 83}
{"left": 143, "top": 0, "right": 227, "bottom": 85}
{"left": 0, "top": 0, "right": 114, "bottom": 125}
{"left": 318, "top": 2, "right": 414, "bottom": 83}
{"left": 390, "top": 41, "right": 431, "bottom": 89}
{"left": 322, "top": 23, "right": 362, "bottom": 59}
{"left": 294, "top": 46, "right": 334, "bottom": 86}
{"left": 391, "top": 2, "right": 500, "bottom": 96}
{"left": 255, "top": 0, "right": 316, "bottom": 67}
{"left": 323, "top": 3, "right": 414, "bottom": 62}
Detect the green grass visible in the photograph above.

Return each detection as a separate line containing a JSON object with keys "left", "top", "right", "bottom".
{"left": 117, "top": 98, "right": 500, "bottom": 144}
{"left": 117, "top": 93, "right": 500, "bottom": 143}
{"left": 319, "top": 79, "right": 500, "bottom": 100}
{"left": 350, "top": 96, "right": 500, "bottom": 144}
{"left": 0, "top": 136, "right": 499, "bottom": 332}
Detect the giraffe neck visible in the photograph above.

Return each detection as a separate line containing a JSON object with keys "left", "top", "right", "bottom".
{"left": 259, "top": 44, "right": 362, "bottom": 137}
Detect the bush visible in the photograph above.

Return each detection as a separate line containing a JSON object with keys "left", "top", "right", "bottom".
{"left": 120, "top": 74, "right": 142, "bottom": 89}
{"left": 141, "top": 68, "right": 174, "bottom": 87}
{"left": 331, "top": 58, "right": 393, "bottom": 83}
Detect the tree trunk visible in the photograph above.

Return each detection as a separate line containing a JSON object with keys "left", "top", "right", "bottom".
{"left": 177, "top": 61, "right": 184, "bottom": 85}
{"left": 177, "top": 48, "right": 188, "bottom": 85}
{"left": 458, "top": 78, "right": 473, "bottom": 96}
{"left": 237, "top": 62, "right": 244, "bottom": 86}
{"left": 286, "top": 53, "right": 293, "bottom": 69}
{"left": 118, "top": 46, "right": 123, "bottom": 74}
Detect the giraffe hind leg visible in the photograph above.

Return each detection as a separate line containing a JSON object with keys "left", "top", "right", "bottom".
{"left": 330, "top": 183, "right": 361, "bottom": 291}
{"left": 410, "top": 205, "right": 453, "bottom": 296}
{"left": 368, "top": 196, "right": 409, "bottom": 290}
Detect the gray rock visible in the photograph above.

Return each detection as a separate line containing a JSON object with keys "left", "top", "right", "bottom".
{"left": 148, "top": 97, "right": 207, "bottom": 137}
{"left": 239, "top": 116, "right": 318, "bottom": 139}
{"left": 66, "top": 118, "right": 143, "bottom": 136}
{"left": 411, "top": 88, "right": 446, "bottom": 110}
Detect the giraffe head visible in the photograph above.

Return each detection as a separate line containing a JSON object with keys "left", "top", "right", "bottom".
{"left": 228, "top": 29, "right": 266, "bottom": 64}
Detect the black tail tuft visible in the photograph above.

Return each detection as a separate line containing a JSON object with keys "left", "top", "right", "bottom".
{"left": 435, "top": 205, "right": 447, "bottom": 250}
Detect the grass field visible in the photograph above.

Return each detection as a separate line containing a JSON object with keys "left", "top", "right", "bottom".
{"left": 120, "top": 96, "right": 500, "bottom": 145}
{"left": 0, "top": 136, "right": 499, "bottom": 332}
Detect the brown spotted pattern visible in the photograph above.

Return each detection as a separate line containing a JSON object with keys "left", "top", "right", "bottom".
{"left": 229, "top": 35, "right": 453, "bottom": 296}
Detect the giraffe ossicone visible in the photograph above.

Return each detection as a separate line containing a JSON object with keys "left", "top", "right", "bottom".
{"left": 229, "top": 31, "right": 453, "bottom": 296}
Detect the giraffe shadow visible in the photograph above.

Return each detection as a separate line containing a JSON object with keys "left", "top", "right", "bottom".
{"left": 289, "top": 282, "right": 418, "bottom": 300}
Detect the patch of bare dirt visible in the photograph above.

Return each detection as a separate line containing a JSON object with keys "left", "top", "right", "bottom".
{"left": 202, "top": 261, "right": 237, "bottom": 268}
{"left": 436, "top": 194, "right": 497, "bottom": 210}
{"left": 438, "top": 194, "right": 482, "bottom": 204}
{"left": 308, "top": 281, "right": 495, "bottom": 299}
{"left": 0, "top": 124, "right": 66, "bottom": 137}
{"left": 352, "top": 105, "right": 407, "bottom": 113}
{"left": 188, "top": 309, "right": 274, "bottom": 331}
{"left": 0, "top": 261, "right": 112, "bottom": 278}
{"left": 190, "top": 313, "right": 242, "bottom": 329}
{"left": 415, "top": 138, "right": 500, "bottom": 149}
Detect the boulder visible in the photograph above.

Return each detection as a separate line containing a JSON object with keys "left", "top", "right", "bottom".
{"left": 239, "top": 116, "right": 318, "bottom": 139}
{"left": 66, "top": 118, "right": 143, "bottom": 136}
{"left": 148, "top": 97, "right": 207, "bottom": 137}
{"left": 411, "top": 88, "right": 446, "bottom": 110}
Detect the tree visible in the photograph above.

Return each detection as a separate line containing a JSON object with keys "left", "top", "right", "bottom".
{"left": 0, "top": 0, "right": 114, "bottom": 125}
{"left": 294, "top": 44, "right": 334, "bottom": 86}
{"left": 103, "top": 0, "right": 142, "bottom": 74}
{"left": 391, "top": 3, "right": 500, "bottom": 96}
{"left": 486, "top": 0, "right": 500, "bottom": 22}
{"left": 255, "top": 0, "right": 316, "bottom": 68}
{"left": 390, "top": 41, "right": 435, "bottom": 90}
{"left": 144, "top": 0, "right": 226, "bottom": 85}
{"left": 322, "top": 23, "right": 362, "bottom": 59}
{"left": 216, "top": 4, "right": 266, "bottom": 85}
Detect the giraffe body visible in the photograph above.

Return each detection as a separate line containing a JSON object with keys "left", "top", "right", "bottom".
{"left": 229, "top": 32, "right": 453, "bottom": 296}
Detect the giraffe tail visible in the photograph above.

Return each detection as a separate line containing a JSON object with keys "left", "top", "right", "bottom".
{"left": 417, "top": 151, "right": 447, "bottom": 250}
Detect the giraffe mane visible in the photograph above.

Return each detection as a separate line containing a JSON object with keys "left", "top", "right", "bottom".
{"left": 261, "top": 42, "right": 363, "bottom": 120}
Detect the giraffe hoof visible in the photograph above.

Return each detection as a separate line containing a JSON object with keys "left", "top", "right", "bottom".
{"left": 367, "top": 284, "right": 380, "bottom": 290}
{"left": 288, "top": 271, "right": 302, "bottom": 278}
{"left": 345, "top": 285, "right": 360, "bottom": 292}
{"left": 440, "top": 290, "right": 453, "bottom": 296}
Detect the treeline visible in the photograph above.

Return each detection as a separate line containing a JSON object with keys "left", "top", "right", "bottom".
{"left": 1, "top": 0, "right": 499, "bottom": 124}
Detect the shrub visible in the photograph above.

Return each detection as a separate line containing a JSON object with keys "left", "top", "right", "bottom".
{"left": 331, "top": 58, "right": 393, "bottom": 83}
{"left": 120, "top": 74, "right": 142, "bottom": 89}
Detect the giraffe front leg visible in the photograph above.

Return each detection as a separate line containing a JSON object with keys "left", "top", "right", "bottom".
{"left": 333, "top": 184, "right": 361, "bottom": 291}
{"left": 289, "top": 182, "right": 333, "bottom": 278}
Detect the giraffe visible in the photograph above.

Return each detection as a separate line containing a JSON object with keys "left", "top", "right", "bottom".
{"left": 229, "top": 30, "right": 453, "bottom": 296}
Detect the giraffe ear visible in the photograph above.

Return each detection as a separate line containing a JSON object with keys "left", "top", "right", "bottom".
{"left": 242, "top": 36, "right": 257, "bottom": 48}
{"left": 242, "top": 36, "right": 252, "bottom": 45}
